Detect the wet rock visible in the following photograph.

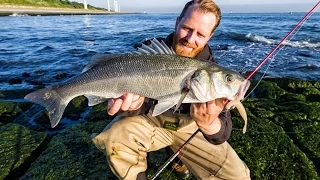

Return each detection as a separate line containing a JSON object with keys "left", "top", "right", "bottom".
{"left": 21, "top": 120, "right": 116, "bottom": 179}
{"left": 33, "top": 110, "right": 51, "bottom": 130}
{"left": 64, "top": 96, "right": 88, "bottom": 116}
{"left": 22, "top": 72, "right": 30, "bottom": 78}
{"left": 229, "top": 116, "right": 319, "bottom": 179}
{"left": 0, "top": 89, "right": 34, "bottom": 100}
{"left": 0, "top": 123, "right": 47, "bottom": 179}
{"left": 253, "top": 80, "right": 286, "bottom": 99}
{"left": 25, "top": 80, "right": 44, "bottom": 87}
{"left": 9, "top": 77, "right": 22, "bottom": 85}
{"left": 0, "top": 100, "right": 24, "bottom": 123}
{"left": 54, "top": 73, "right": 67, "bottom": 80}
{"left": 86, "top": 101, "right": 114, "bottom": 122}
{"left": 229, "top": 77, "right": 320, "bottom": 178}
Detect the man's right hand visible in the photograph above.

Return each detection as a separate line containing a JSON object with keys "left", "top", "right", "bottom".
{"left": 107, "top": 93, "right": 145, "bottom": 116}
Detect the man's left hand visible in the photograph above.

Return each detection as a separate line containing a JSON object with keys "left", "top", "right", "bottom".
{"left": 190, "top": 98, "right": 226, "bottom": 135}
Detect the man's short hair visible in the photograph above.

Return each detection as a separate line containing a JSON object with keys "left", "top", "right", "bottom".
{"left": 179, "top": 0, "right": 221, "bottom": 34}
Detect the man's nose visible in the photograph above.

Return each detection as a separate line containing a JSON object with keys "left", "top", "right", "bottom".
{"left": 185, "top": 31, "right": 196, "bottom": 44}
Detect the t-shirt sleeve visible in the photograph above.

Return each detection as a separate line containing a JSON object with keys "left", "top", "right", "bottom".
{"left": 201, "top": 111, "right": 232, "bottom": 145}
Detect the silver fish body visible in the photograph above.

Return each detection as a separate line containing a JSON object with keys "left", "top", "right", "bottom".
{"left": 25, "top": 39, "right": 250, "bottom": 128}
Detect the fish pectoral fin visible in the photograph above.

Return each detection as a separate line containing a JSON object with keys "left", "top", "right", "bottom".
{"left": 152, "top": 101, "right": 176, "bottom": 116}
{"left": 85, "top": 95, "right": 108, "bottom": 106}
{"left": 175, "top": 75, "right": 192, "bottom": 112}
{"left": 175, "top": 89, "right": 189, "bottom": 112}
{"left": 226, "top": 100, "right": 248, "bottom": 134}
{"left": 174, "top": 87, "right": 189, "bottom": 112}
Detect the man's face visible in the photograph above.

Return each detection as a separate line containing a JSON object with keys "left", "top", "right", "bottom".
{"left": 173, "top": 6, "right": 217, "bottom": 57}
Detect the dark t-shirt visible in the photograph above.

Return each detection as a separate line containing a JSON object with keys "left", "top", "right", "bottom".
{"left": 136, "top": 33, "right": 232, "bottom": 145}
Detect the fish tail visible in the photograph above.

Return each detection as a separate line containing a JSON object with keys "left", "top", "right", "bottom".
{"left": 24, "top": 87, "right": 68, "bottom": 128}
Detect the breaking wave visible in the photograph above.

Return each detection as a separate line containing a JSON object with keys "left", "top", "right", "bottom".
{"left": 245, "top": 33, "right": 320, "bottom": 48}
{"left": 215, "top": 31, "right": 320, "bottom": 49}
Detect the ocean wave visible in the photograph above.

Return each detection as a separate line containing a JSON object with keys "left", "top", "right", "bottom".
{"left": 245, "top": 33, "right": 320, "bottom": 48}
{"left": 215, "top": 31, "right": 320, "bottom": 48}
{"left": 295, "top": 64, "right": 319, "bottom": 71}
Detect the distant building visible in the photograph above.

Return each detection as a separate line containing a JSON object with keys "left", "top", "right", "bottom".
{"left": 84, "top": 0, "right": 87, "bottom": 9}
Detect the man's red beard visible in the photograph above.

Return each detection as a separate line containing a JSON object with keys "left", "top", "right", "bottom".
{"left": 173, "top": 37, "right": 204, "bottom": 57}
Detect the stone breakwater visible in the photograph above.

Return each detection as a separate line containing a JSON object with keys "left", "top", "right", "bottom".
{"left": 0, "top": 78, "right": 319, "bottom": 179}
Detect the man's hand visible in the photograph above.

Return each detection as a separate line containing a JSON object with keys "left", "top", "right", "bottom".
{"left": 190, "top": 98, "right": 226, "bottom": 135}
{"left": 107, "top": 93, "right": 145, "bottom": 116}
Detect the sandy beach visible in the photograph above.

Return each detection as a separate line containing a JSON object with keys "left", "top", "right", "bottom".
{"left": 0, "top": 6, "right": 132, "bottom": 16}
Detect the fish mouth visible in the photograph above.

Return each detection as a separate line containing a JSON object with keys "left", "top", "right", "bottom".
{"left": 235, "top": 79, "right": 251, "bottom": 100}
{"left": 225, "top": 79, "right": 251, "bottom": 134}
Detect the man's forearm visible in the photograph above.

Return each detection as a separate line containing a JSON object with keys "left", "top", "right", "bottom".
{"left": 201, "top": 111, "right": 232, "bottom": 145}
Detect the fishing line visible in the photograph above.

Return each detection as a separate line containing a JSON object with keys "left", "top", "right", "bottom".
{"left": 244, "top": 20, "right": 307, "bottom": 100}
{"left": 243, "top": 5, "right": 319, "bottom": 100}
{"left": 245, "top": 1, "right": 320, "bottom": 80}
{"left": 150, "top": 2, "right": 320, "bottom": 179}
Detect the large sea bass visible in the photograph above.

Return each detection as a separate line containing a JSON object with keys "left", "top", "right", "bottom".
{"left": 25, "top": 39, "right": 250, "bottom": 132}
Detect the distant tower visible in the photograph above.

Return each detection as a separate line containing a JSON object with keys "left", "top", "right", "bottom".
{"left": 107, "top": 0, "right": 110, "bottom": 11}
{"left": 84, "top": 0, "right": 88, "bottom": 9}
{"left": 118, "top": 4, "right": 120, "bottom": 12}
{"left": 114, "top": 0, "right": 118, "bottom": 12}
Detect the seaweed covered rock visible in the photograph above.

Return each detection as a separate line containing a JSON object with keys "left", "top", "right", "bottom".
{"left": 229, "top": 78, "right": 320, "bottom": 178}
{"left": 63, "top": 95, "right": 88, "bottom": 120}
{"left": 0, "top": 100, "right": 27, "bottom": 123}
{"left": 0, "top": 89, "right": 34, "bottom": 99}
{"left": 252, "top": 80, "right": 286, "bottom": 99}
{"left": 230, "top": 116, "right": 318, "bottom": 179}
{"left": 0, "top": 123, "right": 48, "bottom": 179}
{"left": 21, "top": 120, "right": 116, "bottom": 179}
{"left": 86, "top": 101, "right": 114, "bottom": 122}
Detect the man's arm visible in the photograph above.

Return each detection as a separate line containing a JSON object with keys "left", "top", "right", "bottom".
{"left": 202, "top": 112, "right": 232, "bottom": 145}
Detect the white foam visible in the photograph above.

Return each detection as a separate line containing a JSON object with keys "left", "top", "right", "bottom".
{"left": 245, "top": 33, "right": 320, "bottom": 48}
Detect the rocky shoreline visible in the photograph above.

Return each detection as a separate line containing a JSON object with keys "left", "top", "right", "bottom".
{"left": 0, "top": 78, "right": 319, "bottom": 179}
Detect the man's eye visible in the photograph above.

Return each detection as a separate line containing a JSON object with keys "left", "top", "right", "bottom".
{"left": 183, "top": 27, "right": 190, "bottom": 31}
{"left": 198, "top": 33, "right": 205, "bottom": 38}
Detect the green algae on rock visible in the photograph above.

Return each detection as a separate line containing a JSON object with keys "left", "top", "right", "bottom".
{"left": 21, "top": 120, "right": 116, "bottom": 179}
{"left": 0, "top": 123, "right": 47, "bottom": 179}
{"left": 0, "top": 100, "right": 25, "bottom": 123}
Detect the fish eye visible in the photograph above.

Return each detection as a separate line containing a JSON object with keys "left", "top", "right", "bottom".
{"left": 225, "top": 74, "right": 234, "bottom": 83}
{"left": 191, "top": 71, "right": 200, "bottom": 78}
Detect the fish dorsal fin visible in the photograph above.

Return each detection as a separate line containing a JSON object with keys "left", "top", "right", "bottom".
{"left": 84, "top": 38, "right": 175, "bottom": 72}
{"left": 132, "top": 38, "right": 176, "bottom": 55}
{"left": 82, "top": 54, "right": 122, "bottom": 72}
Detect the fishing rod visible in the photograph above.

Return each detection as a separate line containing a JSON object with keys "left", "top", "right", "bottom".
{"left": 149, "top": 1, "right": 320, "bottom": 179}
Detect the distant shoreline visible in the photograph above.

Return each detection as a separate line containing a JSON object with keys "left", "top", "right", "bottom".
{"left": 0, "top": 5, "right": 136, "bottom": 16}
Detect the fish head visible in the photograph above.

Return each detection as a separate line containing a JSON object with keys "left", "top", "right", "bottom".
{"left": 190, "top": 66, "right": 250, "bottom": 102}
{"left": 209, "top": 66, "right": 250, "bottom": 101}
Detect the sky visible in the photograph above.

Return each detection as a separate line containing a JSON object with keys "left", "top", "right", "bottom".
{"left": 72, "top": 0, "right": 318, "bottom": 13}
